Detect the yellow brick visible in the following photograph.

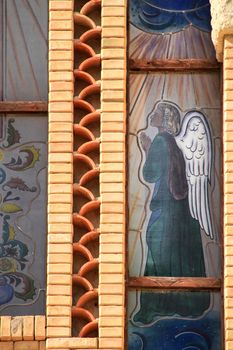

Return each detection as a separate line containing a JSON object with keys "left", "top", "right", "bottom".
{"left": 50, "top": 40, "right": 73, "bottom": 51}
{"left": 99, "top": 337, "right": 123, "bottom": 349}
{"left": 102, "top": 60, "right": 125, "bottom": 69}
{"left": 102, "top": 122, "right": 126, "bottom": 132}
{"left": 101, "top": 203, "right": 124, "bottom": 213}
{"left": 48, "top": 163, "right": 73, "bottom": 173}
{"left": 102, "top": 80, "right": 125, "bottom": 90}
{"left": 102, "top": 17, "right": 125, "bottom": 27}
{"left": 23, "top": 316, "right": 34, "bottom": 340}
{"left": 46, "top": 327, "right": 70, "bottom": 338}
{"left": 101, "top": 192, "right": 125, "bottom": 203}
{"left": 49, "top": 154, "right": 73, "bottom": 164}
{"left": 99, "top": 294, "right": 124, "bottom": 306}
{"left": 225, "top": 101, "right": 233, "bottom": 111}
{"left": 226, "top": 215, "right": 233, "bottom": 224}
{"left": 99, "top": 284, "right": 124, "bottom": 295}
{"left": 101, "top": 132, "right": 125, "bottom": 142}
{"left": 99, "top": 326, "right": 123, "bottom": 338}
{"left": 225, "top": 48, "right": 233, "bottom": 58}
{"left": 100, "top": 243, "right": 123, "bottom": 253}
{"left": 49, "top": 112, "right": 73, "bottom": 123}
{"left": 49, "top": 82, "right": 73, "bottom": 92}
{"left": 47, "top": 284, "right": 72, "bottom": 296}
{"left": 226, "top": 277, "right": 233, "bottom": 287}
{"left": 0, "top": 342, "right": 13, "bottom": 350}
{"left": 39, "top": 341, "right": 46, "bottom": 350}
{"left": 101, "top": 162, "right": 124, "bottom": 172}
{"left": 102, "top": 7, "right": 125, "bottom": 16}
{"left": 48, "top": 253, "right": 72, "bottom": 264}
{"left": 49, "top": 71, "right": 73, "bottom": 82}
{"left": 48, "top": 174, "right": 73, "bottom": 184}
{"left": 48, "top": 222, "right": 73, "bottom": 233}
{"left": 49, "top": 20, "right": 73, "bottom": 31}
{"left": 49, "top": 91, "right": 73, "bottom": 101}
{"left": 48, "top": 274, "right": 72, "bottom": 286}
{"left": 102, "top": 0, "right": 125, "bottom": 4}
{"left": 102, "top": 70, "right": 125, "bottom": 80}
{"left": 102, "top": 27, "right": 125, "bottom": 38}
{"left": 226, "top": 329, "right": 233, "bottom": 340}
{"left": 100, "top": 173, "right": 124, "bottom": 183}
{"left": 48, "top": 243, "right": 72, "bottom": 254}
{"left": 225, "top": 80, "right": 233, "bottom": 91}
{"left": 101, "top": 214, "right": 124, "bottom": 224}
{"left": 49, "top": 1, "right": 73, "bottom": 10}
{"left": 49, "top": 132, "right": 73, "bottom": 142}
{"left": 100, "top": 142, "right": 124, "bottom": 152}
{"left": 99, "top": 316, "right": 123, "bottom": 327}
{"left": 100, "top": 182, "right": 124, "bottom": 192}
{"left": 225, "top": 70, "right": 233, "bottom": 80}
{"left": 101, "top": 153, "right": 125, "bottom": 163}
{"left": 48, "top": 233, "right": 72, "bottom": 243}
{"left": 49, "top": 143, "right": 73, "bottom": 152}
{"left": 102, "top": 48, "right": 125, "bottom": 59}
{"left": 49, "top": 11, "right": 73, "bottom": 20}
{"left": 47, "top": 295, "right": 72, "bottom": 306}
{"left": 48, "top": 183, "right": 72, "bottom": 193}
{"left": 100, "top": 272, "right": 124, "bottom": 283}
{"left": 48, "top": 193, "right": 73, "bottom": 203}
{"left": 48, "top": 214, "right": 72, "bottom": 223}
{"left": 35, "top": 316, "right": 46, "bottom": 341}
{"left": 47, "top": 316, "right": 71, "bottom": 327}
{"left": 100, "top": 263, "right": 124, "bottom": 274}
{"left": 49, "top": 30, "right": 73, "bottom": 41}
{"left": 0, "top": 316, "right": 11, "bottom": 340}
{"left": 47, "top": 263, "right": 72, "bottom": 274}
{"left": 100, "top": 234, "right": 124, "bottom": 243}
{"left": 226, "top": 256, "right": 233, "bottom": 266}
{"left": 49, "top": 60, "right": 73, "bottom": 72}
{"left": 14, "top": 342, "right": 39, "bottom": 350}
{"left": 49, "top": 50, "right": 73, "bottom": 61}
{"left": 100, "top": 254, "right": 124, "bottom": 263}
{"left": 102, "top": 90, "right": 125, "bottom": 101}
{"left": 46, "top": 337, "right": 97, "bottom": 348}
{"left": 226, "top": 236, "right": 233, "bottom": 245}
{"left": 48, "top": 203, "right": 72, "bottom": 213}
{"left": 102, "top": 102, "right": 125, "bottom": 112}
{"left": 49, "top": 101, "right": 73, "bottom": 112}
{"left": 11, "top": 317, "right": 23, "bottom": 341}
{"left": 46, "top": 306, "right": 71, "bottom": 317}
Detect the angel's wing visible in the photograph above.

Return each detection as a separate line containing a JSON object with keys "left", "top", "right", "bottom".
{"left": 175, "top": 111, "right": 213, "bottom": 239}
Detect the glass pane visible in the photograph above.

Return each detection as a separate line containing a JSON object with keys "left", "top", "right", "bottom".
{"left": 129, "top": 0, "right": 215, "bottom": 62}
{"left": 128, "top": 72, "right": 221, "bottom": 278}
{"left": 128, "top": 290, "right": 221, "bottom": 350}
{"left": 0, "top": 114, "right": 47, "bottom": 315}
{"left": 1, "top": 0, "right": 48, "bottom": 100}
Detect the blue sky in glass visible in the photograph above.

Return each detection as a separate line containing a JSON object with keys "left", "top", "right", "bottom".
{"left": 130, "top": 0, "right": 212, "bottom": 34}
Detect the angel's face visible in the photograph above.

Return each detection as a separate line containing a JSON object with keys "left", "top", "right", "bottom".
{"left": 150, "top": 107, "right": 164, "bottom": 128}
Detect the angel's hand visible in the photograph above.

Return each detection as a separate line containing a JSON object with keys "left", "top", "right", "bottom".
{"left": 140, "top": 132, "right": 151, "bottom": 153}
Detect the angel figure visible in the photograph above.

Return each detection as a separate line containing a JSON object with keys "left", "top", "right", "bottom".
{"left": 134, "top": 102, "right": 213, "bottom": 323}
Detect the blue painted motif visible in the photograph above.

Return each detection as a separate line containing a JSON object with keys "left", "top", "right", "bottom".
{"left": 130, "top": 0, "right": 211, "bottom": 34}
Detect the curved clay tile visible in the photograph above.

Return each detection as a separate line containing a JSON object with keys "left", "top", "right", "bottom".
{"left": 73, "top": 12, "right": 96, "bottom": 29}
{"left": 72, "top": 275, "right": 94, "bottom": 291}
{"left": 73, "top": 124, "right": 95, "bottom": 141}
{"left": 74, "top": 70, "right": 95, "bottom": 85}
{"left": 80, "top": 27, "right": 101, "bottom": 43}
{"left": 79, "top": 168, "right": 100, "bottom": 187}
{"left": 78, "top": 258, "right": 99, "bottom": 277}
{"left": 79, "top": 55, "right": 101, "bottom": 72}
{"left": 76, "top": 290, "right": 98, "bottom": 307}
{"left": 73, "top": 213, "right": 94, "bottom": 231}
{"left": 72, "top": 307, "right": 95, "bottom": 322}
{"left": 73, "top": 153, "right": 96, "bottom": 170}
{"left": 73, "top": 184, "right": 95, "bottom": 201}
{"left": 79, "top": 199, "right": 100, "bottom": 217}
{"left": 80, "top": 0, "right": 101, "bottom": 16}
{"left": 79, "top": 230, "right": 99, "bottom": 245}
{"left": 79, "top": 110, "right": 100, "bottom": 127}
{"left": 79, "top": 320, "right": 98, "bottom": 338}
{"left": 78, "top": 140, "right": 99, "bottom": 156}
{"left": 74, "top": 40, "right": 96, "bottom": 57}
{"left": 73, "top": 243, "right": 94, "bottom": 261}
{"left": 73, "top": 97, "right": 95, "bottom": 113}
{"left": 79, "top": 83, "right": 100, "bottom": 100}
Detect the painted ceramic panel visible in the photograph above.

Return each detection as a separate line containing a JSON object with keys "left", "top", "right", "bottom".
{"left": 128, "top": 291, "right": 221, "bottom": 350}
{"left": 0, "top": 0, "right": 48, "bottom": 100}
{"left": 128, "top": 72, "right": 221, "bottom": 278}
{"left": 129, "top": 0, "right": 216, "bottom": 62}
{"left": 0, "top": 115, "right": 47, "bottom": 315}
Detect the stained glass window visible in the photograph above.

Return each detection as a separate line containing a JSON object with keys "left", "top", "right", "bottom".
{"left": 0, "top": 0, "right": 48, "bottom": 314}
{"left": 128, "top": 1, "right": 222, "bottom": 348}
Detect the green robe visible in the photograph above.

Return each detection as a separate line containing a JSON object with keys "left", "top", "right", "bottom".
{"left": 134, "top": 132, "right": 210, "bottom": 323}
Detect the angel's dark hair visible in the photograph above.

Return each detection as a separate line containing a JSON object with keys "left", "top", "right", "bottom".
{"left": 157, "top": 102, "right": 181, "bottom": 135}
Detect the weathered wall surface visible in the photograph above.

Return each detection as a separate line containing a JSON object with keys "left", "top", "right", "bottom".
{"left": 210, "top": 0, "right": 233, "bottom": 60}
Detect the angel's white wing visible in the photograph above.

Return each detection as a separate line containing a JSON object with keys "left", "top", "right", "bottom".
{"left": 175, "top": 111, "right": 213, "bottom": 239}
